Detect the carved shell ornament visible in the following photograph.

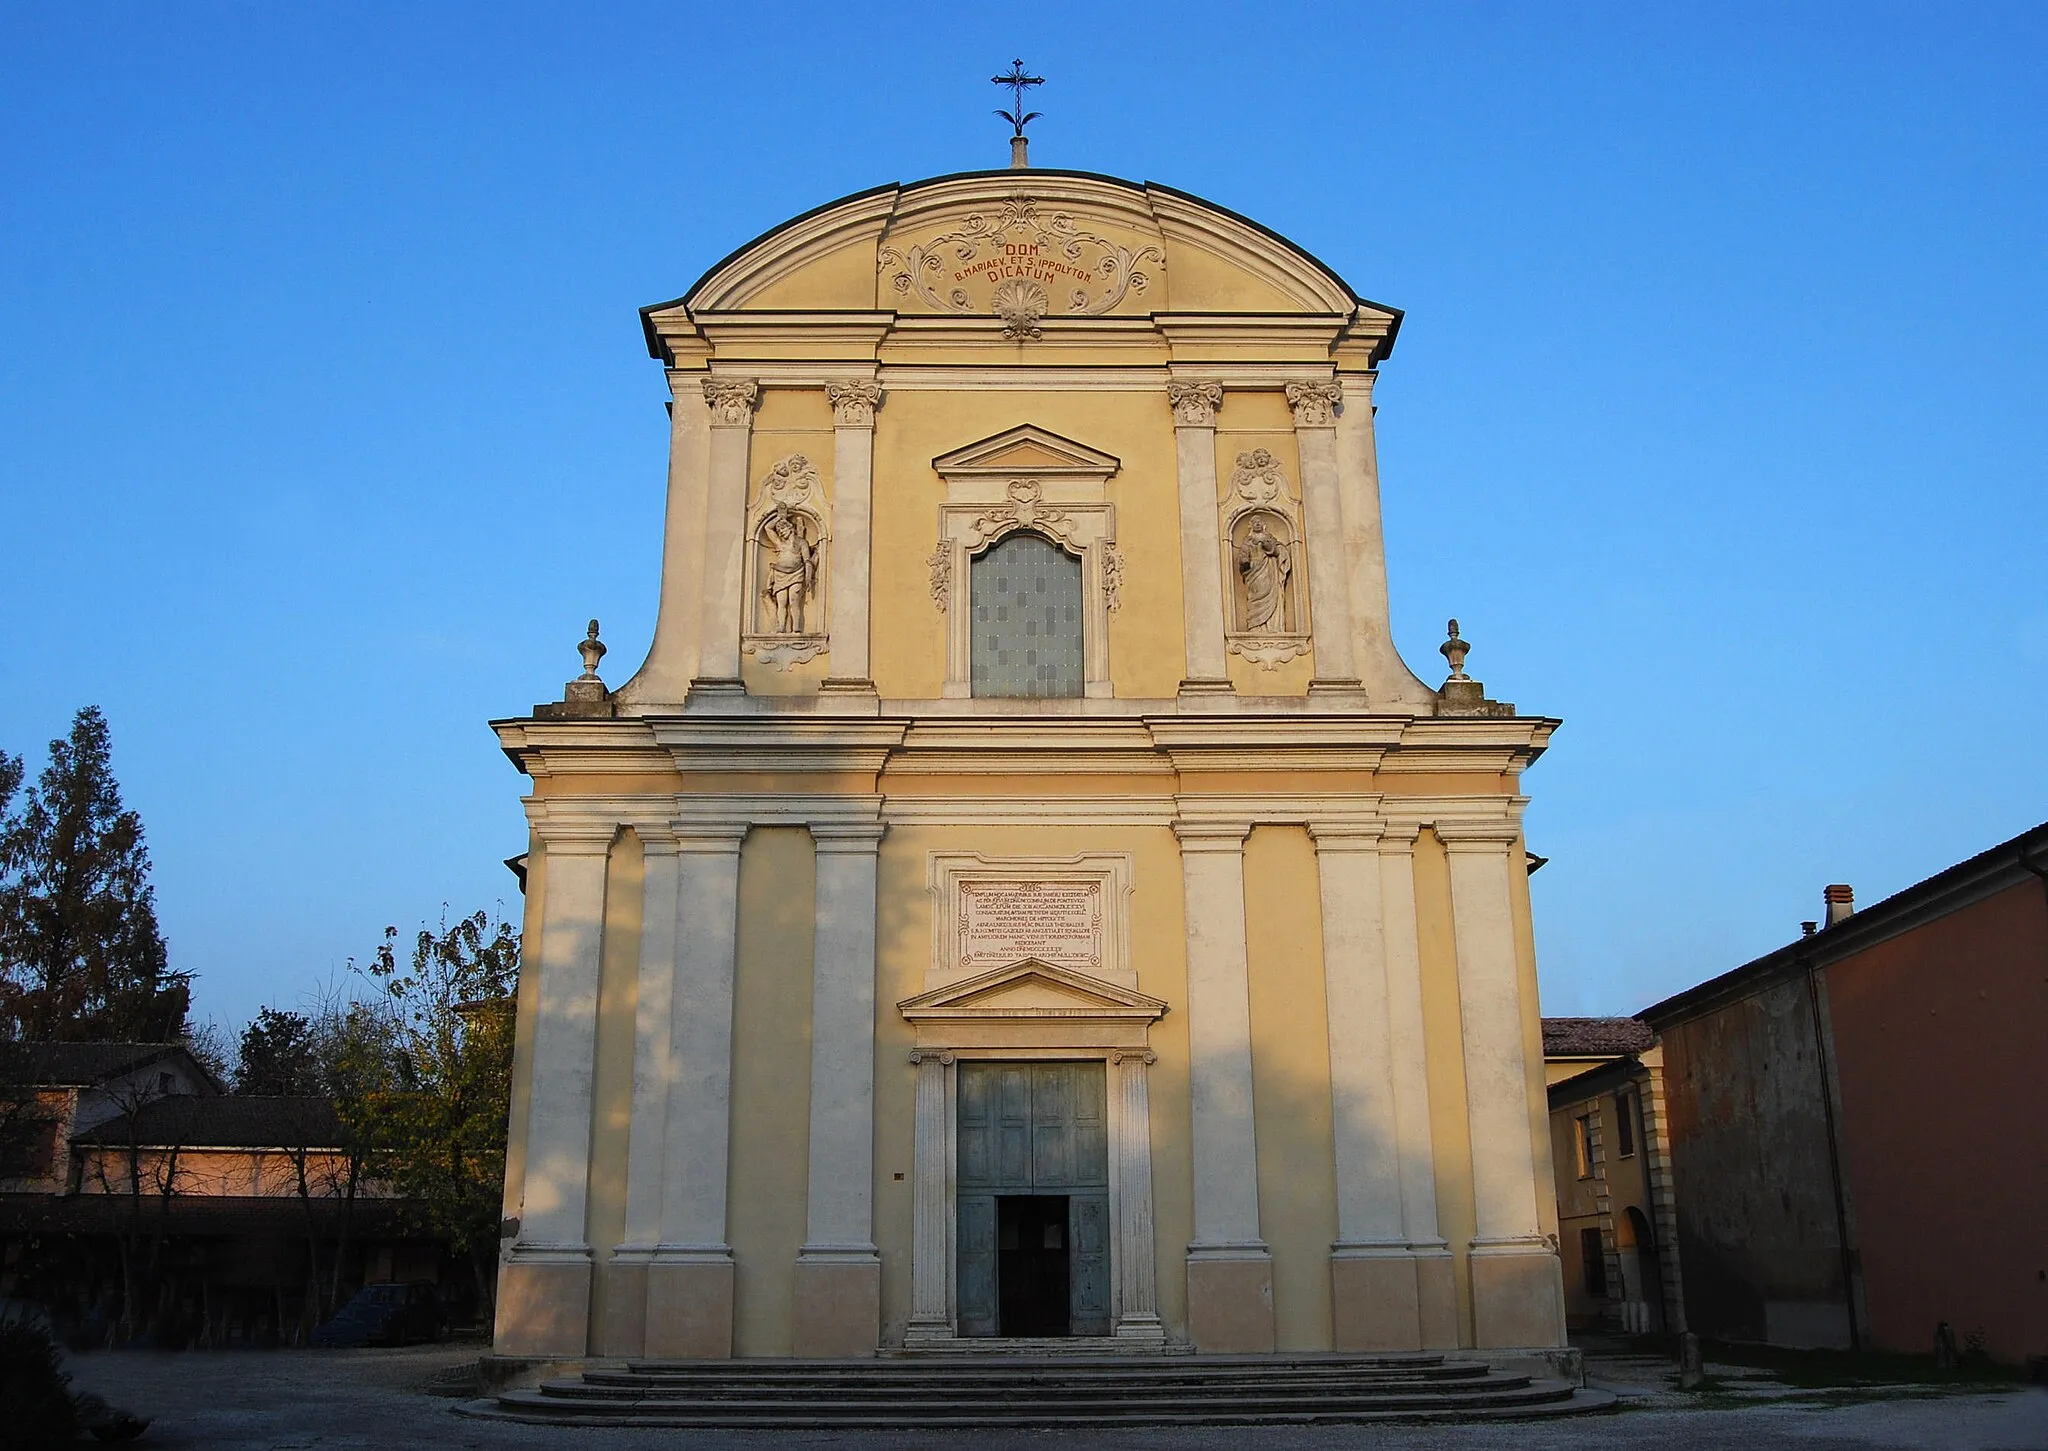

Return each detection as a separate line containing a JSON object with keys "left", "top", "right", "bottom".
{"left": 878, "top": 197, "right": 1165, "bottom": 325}
{"left": 992, "top": 277, "right": 1049, "bottom": 340}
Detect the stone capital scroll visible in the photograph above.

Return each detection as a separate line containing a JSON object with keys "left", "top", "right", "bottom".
{"left": 1168, "top": 381, "right": 1224, "bottom": 427}
{"left": 827, "top": 381, "right": 883, "bottom": 428}
{"left": 1286, "top": 380, "right": 1344, "bottom": 429}
{"left": 701, "top": 378, "right": 760, "bottom": 427}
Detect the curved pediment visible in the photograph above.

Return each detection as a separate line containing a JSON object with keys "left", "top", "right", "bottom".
{"left": 643, "top": 169, "right": 1396, "bottom": 344}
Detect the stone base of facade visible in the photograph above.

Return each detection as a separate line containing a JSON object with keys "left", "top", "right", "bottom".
{"left": 792, "top": 1253, "right": 881, "bottom": 1358}
{"left": 1186, "top": 1249, "right": 1275, "bottom": 1353}
{"left": 1415, "top": 1246, "right": 1462, "bottom": 1349}
{"left": 600, "top": 1258, "right": 649, "bottom": 1356}
{"left": 1469, "top": 1239, "right": 1567, "bottom": 1348}
{"left": 495, "top": 1252, "right": 594, "bottom": 1358}
{"left": 1330, "top": 1248, "right": 1421, "bottom": 1351}
{"left": 645, "top": 1257, "right": 735, "bottom": 1359}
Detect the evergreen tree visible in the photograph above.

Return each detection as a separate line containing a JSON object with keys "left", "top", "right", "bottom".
{"left": 0, "top": 708, "right": 189, "bottom": 1041}
{"left": 234, "top": 1007, "right": 321, "bottom": 1094}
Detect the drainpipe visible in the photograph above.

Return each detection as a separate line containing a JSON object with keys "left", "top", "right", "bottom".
{"left": 1798, "top": 941, "right": 1861, "bottom": 1352}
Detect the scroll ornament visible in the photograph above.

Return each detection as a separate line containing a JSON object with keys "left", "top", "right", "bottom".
{"left": 1285, "top": 380, "right": 1343, "bottom": 428}
{"left": 878, "top": 196, "right": 1164, "bottom": 318}
{"left": 1167, "top": 381, "right": 1223, "bottom": 427}
{"left": 827, "top": 381, "right": 883, "bottom": 427}
{"left": 701, "top": 377, "right": 760, "bottom": 426}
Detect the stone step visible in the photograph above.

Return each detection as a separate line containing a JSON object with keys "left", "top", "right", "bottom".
{"left": 549, "top": 1371, "right": 1522, "bottom": 1402}
{"left": 457, "top": 1353, "right": 1616, "bottom": 1429}
{"left": 577, "top": 1369, "right": 1490, "bottom": 1385}
{"left": 473, "top": 1381, "right": 1609, "bottom": 1428}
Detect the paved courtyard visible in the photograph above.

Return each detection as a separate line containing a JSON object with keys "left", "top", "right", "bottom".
{"left": 57, "top": 1342, "right": 2048, "bottom": 1450}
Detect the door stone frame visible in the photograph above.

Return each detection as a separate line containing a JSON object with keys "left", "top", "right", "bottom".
{"left": 899, "top": 959, "right": 1167, "bottom": 1344}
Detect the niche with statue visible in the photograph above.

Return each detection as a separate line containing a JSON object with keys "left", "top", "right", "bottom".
{"left": 1220, "top": 448, "right": 1311, "bottom": 668}
{"left": 741, "top": 453, "right": 832, "bottom": 668}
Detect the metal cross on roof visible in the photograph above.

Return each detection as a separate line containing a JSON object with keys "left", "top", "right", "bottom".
{"left": 992, "top": 59, "right": 1044, "bottom": 138}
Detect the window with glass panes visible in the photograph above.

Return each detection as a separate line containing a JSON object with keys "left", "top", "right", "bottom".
{"left": 970, "top": 532, "right": 1084, "bottom": 698}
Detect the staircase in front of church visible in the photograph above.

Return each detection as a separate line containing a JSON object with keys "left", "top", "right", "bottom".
{"left": 462, "top": 1352, "right": 1615, "bottom": 1427}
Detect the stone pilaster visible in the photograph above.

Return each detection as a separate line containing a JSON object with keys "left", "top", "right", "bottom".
{"left": 1378, "top": 822, "right": 1458, "bottom": 1347}
{"left": 1168, "top": 382, "right": 1232, "bottom": 694}
{"left": 904, "top": 1049, "right": 954, "bottom": 1344}
{"left": 1310, "top": 821, "right": 1419, "bottom": 1349}
{"left": 1110, "top": 1049, "right": 1166, "bottom": 1341}
{"left": 794, "top": 820, "right": 887, "bottom": 1356}
{"left": 1287, "top": 381, "right": 1361, "bottom": 694}
{"left": 604, "top": 825, "right": 682, "bottom": 1355}
{"left": 1441, "top": 819, "right": 1566, "bottom": 1348}
{"left": 1173, "top": 819, "right": 1273, "bottom": 1352}
{"left": 643, "top": 820, "right": 748, "bottom": 1359}
{"left": 690, "top": 377, "right": 758, "bottom": 699}
{"left": 822, "top": 381, "right": 881, "bottom": 698}
{"left": 496, "top": 815, "right": 615, "bottom": 1358}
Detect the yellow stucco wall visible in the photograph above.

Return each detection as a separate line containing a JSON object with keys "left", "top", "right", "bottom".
{"left": 726, "top": 826, "right": 817, "bottom": 1357}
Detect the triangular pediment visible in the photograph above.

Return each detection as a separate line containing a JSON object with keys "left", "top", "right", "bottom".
{"left": 931, "top": 427, "right": 1121, "bottom": 481}
{"left": 899, "top": 958, "right": 1166, "bottom": 1020}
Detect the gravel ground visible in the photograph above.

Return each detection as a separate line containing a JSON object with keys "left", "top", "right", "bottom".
{"left": 57, "top": 1342, "right": 2048, "bottom": 1451}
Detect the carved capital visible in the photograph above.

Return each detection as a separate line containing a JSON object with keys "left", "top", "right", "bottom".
{"left": 1109, "top": 1049, "right": 1158, "bottom": 1068}
{"left": 827, "top": 381, "right": 883, "bottom": 427}
{"left": 909, "top": 1049, "right": 956, "bottom": 1067}
{"left": 701, "top": 377, "right": 760, "bottom": 426}
{"left": 1285, "top": 380, "right": 1343, "bottom": 429}
{"left": 1167, "top": 381, "right": 1224, "bottom": 427}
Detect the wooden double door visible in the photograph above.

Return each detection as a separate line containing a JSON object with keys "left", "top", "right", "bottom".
{"left": 956, "top": 1061, "right": 1111, "bottom": 1337}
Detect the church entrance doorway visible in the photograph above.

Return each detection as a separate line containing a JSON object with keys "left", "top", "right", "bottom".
{"left": 996, "top": 1195, "right": 1070, "bottom": 1335}
{"left": 957, "top": 1062, "right": 1110, "bottom": 1337}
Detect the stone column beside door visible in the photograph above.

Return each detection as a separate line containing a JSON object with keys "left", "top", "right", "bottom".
{"left": 1441, "top": 818, "right": 1566, "bottom": 1347}
{"left": 1174, "top": 819, "right": 1274, "bottom": 1352}
{"left": 496, "top": 814, "right": 616, "bottom": 1357}
{"left": 1109, "top": 1049, "right": 1166, "bottom": 1341}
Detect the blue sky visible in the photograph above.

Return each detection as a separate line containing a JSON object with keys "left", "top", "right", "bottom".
{"left": 3, "top": 4, "right": 2043, "bottom": 1036}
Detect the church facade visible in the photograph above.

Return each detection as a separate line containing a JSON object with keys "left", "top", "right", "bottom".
{"left": 491, "top": 166, "right": 1567, "bottom": 1361}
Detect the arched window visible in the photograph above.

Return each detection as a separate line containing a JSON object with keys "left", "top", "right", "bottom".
{"left": 970, "top": 531, "right": 1083, "bottom": 698}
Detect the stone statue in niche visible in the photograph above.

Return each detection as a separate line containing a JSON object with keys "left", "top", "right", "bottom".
{"left": 759, "top": 505, "right": 818, "bottom": 634}
{"left": 1234, "top": 514, "right": 1293, "bottom": 633}
{"left": 741, "top": 452, "right": 830, "bottom": 668}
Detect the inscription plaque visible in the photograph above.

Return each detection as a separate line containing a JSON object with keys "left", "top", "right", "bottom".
{"left": 958, "top": 880, "right": 1104, "bottom": 973}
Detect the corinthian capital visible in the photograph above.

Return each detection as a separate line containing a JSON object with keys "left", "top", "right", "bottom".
{"left": 827, "top": 381, "right": 883, "bottom": 427}
{"left": 1167, "top": 381, "right": 1224, "bottom": 427}
{"left": 701, "top": 377, "right": 760, "bottom": 426}
{"left": 1285, "top": 380, "right": 1344, "bottom": 429}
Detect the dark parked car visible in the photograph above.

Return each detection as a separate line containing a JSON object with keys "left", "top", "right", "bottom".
{"left": 311, "top": 1282, "right": 444, "bottom": 1348}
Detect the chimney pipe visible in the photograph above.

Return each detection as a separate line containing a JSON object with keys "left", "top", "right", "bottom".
{"left": 1800, "top": 921, "right": 1818, "bottom": 938}
{"left": 1824, "top": 883, "right": 1854, "bottom": 927}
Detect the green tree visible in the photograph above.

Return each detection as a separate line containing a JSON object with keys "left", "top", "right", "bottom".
{"left": 234, "top": 1007, "right": 320, "bottom": 1094}
{"left": 0, "top": 708, "right": 188, "bottom": 1041}
{"left": 348, "top": 909, "right": 519, "bottom": 1317}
